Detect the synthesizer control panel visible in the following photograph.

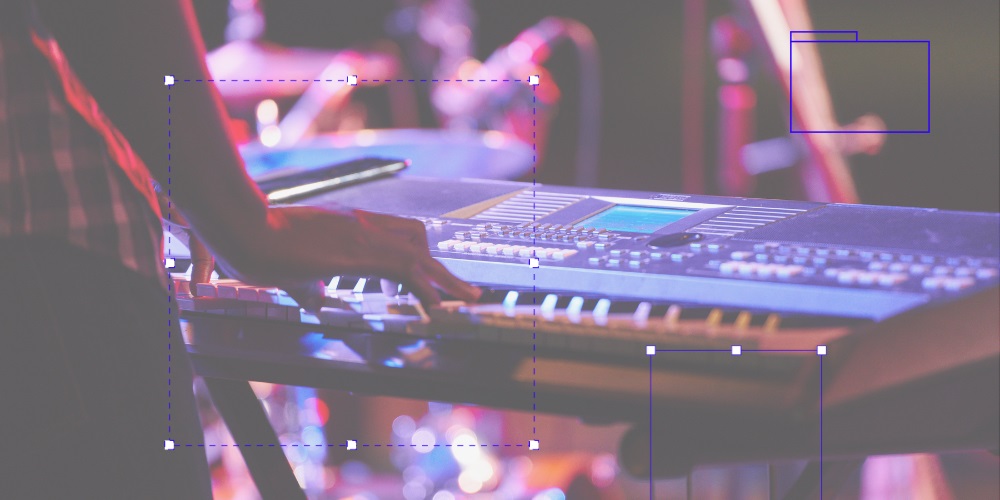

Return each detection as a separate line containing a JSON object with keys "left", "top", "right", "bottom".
{"left": 304, "top": 177, "right": 999, "bottom": 321}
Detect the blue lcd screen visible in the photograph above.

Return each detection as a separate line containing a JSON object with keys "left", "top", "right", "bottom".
{"left": 579, "top": 205, "right": 696, "bottom": 234}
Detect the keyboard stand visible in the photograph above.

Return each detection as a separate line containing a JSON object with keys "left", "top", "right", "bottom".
{"left": 201, "top": 377, "right": 307, "bottom": 500}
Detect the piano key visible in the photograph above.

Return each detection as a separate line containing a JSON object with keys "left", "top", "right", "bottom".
{"left": 632, "top": 302, "right": 653, "bottom": 325}
{"left": 266, "top": 304, "right": 292, "bottom": 321}
{"left": 733, "top": 311, "right": 752, "bottom": 330}
{"left": 327, "top": 276, "right": 341, "bottom": 289}
{"left": 171, "top": 277, "right": 191, "bottom": 296}
{"left": 386, "top": 303, "right": 423, "bottom": 316}
{"left": 592, "top": 298, "right": 612, "bottom": 326}
{"left": 237, "top": 287, "right": 261, "bottom": 302}
{"left": 553, "top": 295, "right": 575, "bottom": 309}
{"left": 317, "top": 307, "right": 364, "bottom": 327}
{"left": 502, "top": 291, "right": 519, "bottom": 311}
{"left": 762, "top": 313, "right": 782, "bottom": 332}
{"left": 360, "top": 278, "right": 385, "bottom": 294}
{"left": 380, "top": 279, "right": 401, "bottom": 297}
{"left": 664, "top": 304, "right": 682, "bottom": 329}
{"left": 705, "top": 308, "right": 724, "bottom": 327}
{"left": 362, "top": 313, "right": 424, "bottom": 333}
{"left": 608, "top": 300, "right": 645, "bottom": 314}
{"left": 335, "top": 276, "right": 361, "bottom": 291}
{"left": 647, "top": 304, "right": 672, "bottom": 318}
{"left": 565, "top": 296, "right": 586, "bottom": 323}
{"left": 678, "top": 307, "right": 717, "bottom": 321}
{"left": 540, "top": 294, "right": 559, "bottom": 319}
{"left": 194, "top": 282, "right": 218, "bottom": 298}
{"left": 476, "top": 288, "right": 514, "bottom": 304}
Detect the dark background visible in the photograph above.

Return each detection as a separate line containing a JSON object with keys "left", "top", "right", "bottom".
{"left": 193, "top": 0, "right": 999, "bottom": 212}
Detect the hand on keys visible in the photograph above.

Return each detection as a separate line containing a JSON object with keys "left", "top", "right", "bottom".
{"left": 189, "top": 206, "right": 481, "bottom": 312}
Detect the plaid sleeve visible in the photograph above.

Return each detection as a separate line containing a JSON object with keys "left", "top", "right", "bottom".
{"left": 1, "top": 2, "right": 167, "bottom": 289}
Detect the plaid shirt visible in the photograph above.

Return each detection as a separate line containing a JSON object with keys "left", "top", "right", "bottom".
{"left": 0, "top": 3, "right": 166, "bottom": 289}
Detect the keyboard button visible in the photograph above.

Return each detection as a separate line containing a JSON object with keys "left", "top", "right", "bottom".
{"left": 877, "top": 274, "right": 908, "bottom": 287}
{"left": 976, "top": 268, "right": 998, "bottom": 280}
{"left": 855, "top": 272, "right": 877, "bottom": 286}
{"left": 933, "top": 266, "right": 953, "bottom": 275}
{"left": 921, "top": 276, "right": 945, "bottom": 291}
{"left": 943, "top": 277, "right": 975, "bottom": 291}
{"left": 730, "top": 251, "right": 753, "bottom": 260}
{"left": 953, "top": 267, "right": 975, "bottom": 277}
{"left": 837, "top": 270, "right": 860, "bottom": 285}
{"left": 776, "top": 265, "right": 804, "bottom": 279}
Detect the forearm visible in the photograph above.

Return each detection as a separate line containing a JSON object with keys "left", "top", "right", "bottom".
{"left": 36, "top": 0, "right": 269, "bottom": 261}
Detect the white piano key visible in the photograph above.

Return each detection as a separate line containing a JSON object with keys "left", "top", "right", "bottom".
{"left": 566, "top": 296, "right": 585, "bottom": 323}
{"left": 353, "top": 278, "right": 368, "bottom": 294}
{"left": 502, "top": 291, "right": 519, "bottom": 313}
{"left": 540, "top": 294, "right": 559, "bottom": 320}
{"left": 318, "top": 307, "right": 363, "bottom": 327}
{"left": 592, "top": 298, "right": 611, "bottom": 326}
{"left": 632, "top": 301, "right": 652, "bottom": 326}
{"left": 266, "top": 304, "right": 291, "bottom": 321}
{"left": 327, "top": 276, "right": 341, "bottom": 290}
{"left": 237, "top": 287, "right": 260, "bottom": 302}
{"left": 172, "top": 277, "right": 190, "bottom": 296}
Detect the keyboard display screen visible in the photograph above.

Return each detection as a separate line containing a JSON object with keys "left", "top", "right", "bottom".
{"left": 580, "top": 205, "right": 697, "bottom": 234}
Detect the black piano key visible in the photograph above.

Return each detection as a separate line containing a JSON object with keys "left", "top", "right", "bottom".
{"left": 648, "top": 304, "right": 673, "bottom": 318}
{"left": 476, "top": 288, "right": 514, "bottom": 304}
{"left": 360, "top": 278, "right": 384, "bottom": 294}
{"left": 678, "top": 307, "right": 717, "bottom": 321}
{"left": 335, "top": 276, "right": 361, "bottom": 290}
{"left": 720, "top": 310, "right": 742, "bottom": 324}
{"left": 607, "top": 300, "right": 644, "bottom": 314}
{"left": 778, "top": 314, "right": 859, "bottom": 329}
{"left": 516, "top": 291, "right": 551, "bottom": 307}
{"left": 579, "top": 298, "right": 603, "bottom": 313}
{"left": 554, "top": 295, "right": 575, "bottom": 309}
{"left": 749, "top": 313, "right": 771, "bottom": 327}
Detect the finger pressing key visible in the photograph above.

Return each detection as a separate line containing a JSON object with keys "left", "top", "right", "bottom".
{"left": 380, "top": 278, "right": 400, "bottom": 297}
{"left": 423, "top": 257, "right": 482, "bottom": 302}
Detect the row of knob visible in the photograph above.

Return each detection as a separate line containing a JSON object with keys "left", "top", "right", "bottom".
{"left": 455, "top": 229, "right": 599, "bottom": 244}
{"left": 435, "top": 239, "right": 579, "bottom": 260}
{"left": 750, "top": 242, "right": 997, "bottom": 267}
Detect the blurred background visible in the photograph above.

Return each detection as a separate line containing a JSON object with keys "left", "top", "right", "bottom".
{"left": 193, "top": 0, "right": 998, "bottom": 211}
{"left": 182, "top": 0, "right": 999, "bottom": 498}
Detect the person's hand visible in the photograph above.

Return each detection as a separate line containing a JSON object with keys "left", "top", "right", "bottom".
{"left": 203, "top": 205, "right": 481, "bottom": 311}
{"left": 159, "top": 193, "right": 215, "bottom": 293}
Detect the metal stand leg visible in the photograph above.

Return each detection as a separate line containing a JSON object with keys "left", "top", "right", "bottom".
{"left": 781, "top": 458, "right": 864, "bottom": 500}
{"left": 203, "top": 377, "right": 307, "bottom": 500}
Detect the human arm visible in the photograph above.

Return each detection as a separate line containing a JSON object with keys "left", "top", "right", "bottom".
{"left": 36, "top": 0, "right": 479, "bottom": 305}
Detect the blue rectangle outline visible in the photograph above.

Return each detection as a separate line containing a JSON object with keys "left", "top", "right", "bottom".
{"left": 789, "top": 31, "right": 931, "bottom": 134}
